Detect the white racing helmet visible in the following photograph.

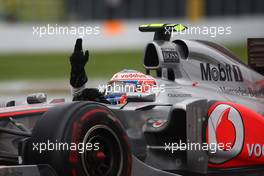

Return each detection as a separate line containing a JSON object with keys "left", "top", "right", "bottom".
{"left": 105, "top": 69, "right": 157, "bottom": 104}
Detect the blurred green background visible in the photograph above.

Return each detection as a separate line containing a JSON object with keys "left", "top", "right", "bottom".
{"left": 0, "top": 45, "right": 246, "bottom": 80}
{"left": 0, "top": 0, "right": 261, "bottom": 81}
{"left": 0, "top": 0, "right": 64, "bottom": 22}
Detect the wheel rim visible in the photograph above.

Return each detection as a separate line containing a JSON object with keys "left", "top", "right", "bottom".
{"left": 81, "top": 125, "right": 124, "bottom": 176}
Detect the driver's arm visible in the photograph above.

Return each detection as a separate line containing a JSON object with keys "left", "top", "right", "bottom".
{"left": 69, "top": 39, "right": 110, "bottom": 104}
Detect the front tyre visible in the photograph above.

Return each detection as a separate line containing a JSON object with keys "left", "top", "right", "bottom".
{"left": 26, "top": 102, "right": 131, "bottom": 176}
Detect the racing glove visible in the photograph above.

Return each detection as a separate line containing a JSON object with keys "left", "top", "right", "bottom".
{"left": 70, "top": 38, "right": 89, "bottom": 88}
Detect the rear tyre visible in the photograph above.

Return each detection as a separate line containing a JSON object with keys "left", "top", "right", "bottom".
{"left": 26, "top": 102, "right": 131, "bottom": 176}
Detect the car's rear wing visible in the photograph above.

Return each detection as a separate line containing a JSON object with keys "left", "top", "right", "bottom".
{"left": 248, "top": 38, "right": 264, "bottom": 75}
{"left": 139, "top": 23, "right": 187, "bottom": 41}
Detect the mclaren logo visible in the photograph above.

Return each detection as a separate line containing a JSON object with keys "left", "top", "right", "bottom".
{"left": 200, "top": 63, "right": 243, "bottom": 82}
{"left": 208, "top": 104, "right": 244, "bottom": 164}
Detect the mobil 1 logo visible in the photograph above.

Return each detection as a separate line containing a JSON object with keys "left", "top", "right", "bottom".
{"left": 200, "top": 63, "right": 243, "bottom": 82}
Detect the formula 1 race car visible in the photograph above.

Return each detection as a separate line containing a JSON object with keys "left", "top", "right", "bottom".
{"left": 0, "top": 24, "right": 264, "bottom": 176}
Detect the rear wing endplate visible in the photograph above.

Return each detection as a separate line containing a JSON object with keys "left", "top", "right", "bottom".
{"left": 248, "top": 38, "right": 264, "bottom": 75}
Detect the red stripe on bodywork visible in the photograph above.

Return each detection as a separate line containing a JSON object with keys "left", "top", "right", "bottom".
{"left": 0, "top": 108, "right": 48, "bottom": 118}
{"left": 256, "top": 79, "right": 264, "bottom": 85}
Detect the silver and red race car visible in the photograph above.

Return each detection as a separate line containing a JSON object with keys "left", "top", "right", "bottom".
{"left": 0, "top": 24, "right": 263, "bottom": 176}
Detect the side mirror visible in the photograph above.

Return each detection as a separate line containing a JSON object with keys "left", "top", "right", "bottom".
{"left": 27, "top": 93, "right": 47, "bottom": 104}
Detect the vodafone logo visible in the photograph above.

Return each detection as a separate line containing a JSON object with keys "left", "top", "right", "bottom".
{"left": 110, "top": 71, "right": 156, "bottom": 82}
{"left": 208, "top": 104, "right": 244, "bottom": 164}
{"left": 120, "top": 73, "right": 147, "bottom": 79}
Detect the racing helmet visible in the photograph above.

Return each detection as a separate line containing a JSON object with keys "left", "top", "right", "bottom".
{"left": 105, "top": 69, "right": 157, "bottom": 104}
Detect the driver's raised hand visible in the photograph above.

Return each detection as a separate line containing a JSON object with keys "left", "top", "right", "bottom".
{"left": 70, "top": 38, "right": 89, "bottom": 66}
{"left": 70, "top": 38, "right": 89, "bottom": 88}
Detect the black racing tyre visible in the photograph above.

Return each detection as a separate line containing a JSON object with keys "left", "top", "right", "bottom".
{"left": 26, "top": 102, "right": 131, "bottom": 176}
